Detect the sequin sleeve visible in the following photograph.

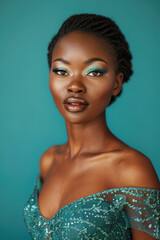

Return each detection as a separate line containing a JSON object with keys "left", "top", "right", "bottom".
{"left": 113, "top": 187, "right": 160, "bottom": 239}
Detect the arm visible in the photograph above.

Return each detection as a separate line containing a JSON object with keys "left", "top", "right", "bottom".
{"left": 131, "top": 228, "right": 158, "bottom": 240}
{"left": 119, "top": 150, "right": 160, "bottom": 240}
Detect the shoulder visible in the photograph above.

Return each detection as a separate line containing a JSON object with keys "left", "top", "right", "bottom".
{"left": 39, "top": 145, "right": 58, "bottom": 180}
{"left": 116, "top": 148, "right": 160, "bottom": 190}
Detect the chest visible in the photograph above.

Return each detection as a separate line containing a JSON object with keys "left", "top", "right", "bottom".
{"left": 38, "top": 154, "right": 117, "bottom": 220}
{"left": 24, "top": 180, "right": 132, "bottom": 240}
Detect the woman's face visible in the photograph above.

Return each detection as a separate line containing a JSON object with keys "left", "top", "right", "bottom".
{"left": 49, "top": 31, "right": 123, "bottom": 123}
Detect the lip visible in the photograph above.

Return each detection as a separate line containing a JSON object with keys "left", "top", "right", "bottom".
{"left": 63, "top": 97, "right": 89, "bottom": 112}
{"left": 64, "top": 103, "right": 89, "bottom": 112}
{"left": 63, "top": 97, "right": 89, "bottom": 105}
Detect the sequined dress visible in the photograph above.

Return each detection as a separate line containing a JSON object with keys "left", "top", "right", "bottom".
{"left": 23, "top": 174, "right": 160, "bottom": 239}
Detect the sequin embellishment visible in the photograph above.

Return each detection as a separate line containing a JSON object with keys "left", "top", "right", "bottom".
{"left": 23, "top": 174, "right": 160, "bottom": 239}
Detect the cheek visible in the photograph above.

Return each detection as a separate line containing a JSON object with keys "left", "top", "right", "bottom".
{"left": 49, "top": 75, "right": 62, "bottom": 96}
{"left": 49, "top": 76, "right": 64, "bottom": 106}
{"left": 91, "top": 80, "right": 114, "bottom": 106}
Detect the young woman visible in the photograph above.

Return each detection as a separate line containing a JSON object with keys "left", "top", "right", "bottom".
{"left": 23, "top": 13, "right": 160, "bottom": 239}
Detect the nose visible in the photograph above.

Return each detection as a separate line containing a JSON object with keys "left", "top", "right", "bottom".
{"left": 67, "top": 81, "right": 86, "bottom": 93}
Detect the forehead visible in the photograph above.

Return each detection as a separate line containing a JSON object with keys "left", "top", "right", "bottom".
{"left": 52, "top": 31, "right": 116, "bottom": 64}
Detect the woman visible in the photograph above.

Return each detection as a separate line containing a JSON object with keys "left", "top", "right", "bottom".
{"left": 23, "top": 13, "right": 160, "bottom": 239}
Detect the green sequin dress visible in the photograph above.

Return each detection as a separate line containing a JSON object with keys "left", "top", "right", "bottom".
{"left": 23, "top": 174, "right": 160, "bottom": 239}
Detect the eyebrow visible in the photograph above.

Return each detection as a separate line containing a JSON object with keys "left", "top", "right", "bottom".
{"left": 52, "top": 57, "right": 108, "bottom": 65}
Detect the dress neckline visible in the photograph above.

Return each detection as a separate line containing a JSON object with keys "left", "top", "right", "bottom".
{"left": 35, "top": 173, "right": 160, "bottom": 221}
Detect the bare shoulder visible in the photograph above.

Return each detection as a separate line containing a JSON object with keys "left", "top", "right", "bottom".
{"left": 116, "top": 148, "right": 160, "bottom": 190}
{"left": 39, "top": 144, "right": 63, "bottom": 180}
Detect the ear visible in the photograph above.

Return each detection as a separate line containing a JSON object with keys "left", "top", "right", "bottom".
{"left": 112, "top": 72, "right": 124, "bottom": 96}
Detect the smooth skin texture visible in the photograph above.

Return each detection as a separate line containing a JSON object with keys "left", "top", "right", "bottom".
{"left": 39, "top": 31, "right": 160, "bottom": 240}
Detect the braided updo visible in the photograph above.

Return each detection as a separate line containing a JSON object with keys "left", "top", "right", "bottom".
{"left": 47, "top": 13, "right": 133, "bottom": 106}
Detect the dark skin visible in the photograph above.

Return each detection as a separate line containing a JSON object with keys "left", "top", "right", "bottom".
{"left": 38, "top": 31, "right": 160, "bottom": 239}
{"left": 49, "top": 31, "right": 125, "bottom": 157}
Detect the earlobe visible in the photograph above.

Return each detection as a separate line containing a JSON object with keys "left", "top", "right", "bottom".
{"left": 112, "top": 72, "right": 124, "bottom": 96}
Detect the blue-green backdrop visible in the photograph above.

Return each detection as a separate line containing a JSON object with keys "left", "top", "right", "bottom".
{"left": 1, "top": 0, "right": 160, "bottom": 239}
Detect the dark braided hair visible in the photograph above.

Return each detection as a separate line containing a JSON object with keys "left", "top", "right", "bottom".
{"left": 47, "top": 13, "right": 133, "bottom": 106}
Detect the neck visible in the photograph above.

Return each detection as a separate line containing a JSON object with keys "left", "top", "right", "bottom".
{"left": 64, "top": 110, "right": 114, "bottom": 159}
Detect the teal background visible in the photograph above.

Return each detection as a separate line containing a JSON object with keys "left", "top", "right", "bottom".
{"left": 1, "top": 0, "right": 160, "bottom": 239}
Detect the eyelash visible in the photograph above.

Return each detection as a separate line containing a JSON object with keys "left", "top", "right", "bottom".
{"left": 52, "top": 68, "right": 106, "bottom": 77}
{"left": 52, "top": 69, "right": 69, "bottom": 76}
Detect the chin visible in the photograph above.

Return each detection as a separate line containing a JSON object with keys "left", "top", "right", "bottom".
{"left": 63, "top": 114, "right": 93, "bottom": 124}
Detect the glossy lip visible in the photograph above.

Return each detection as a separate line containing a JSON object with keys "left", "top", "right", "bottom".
{"left": 63, "top": 97, "right": 89, "bottom": 105}
{"left": 64, "top": 103, "right": 89, "bottom": 112}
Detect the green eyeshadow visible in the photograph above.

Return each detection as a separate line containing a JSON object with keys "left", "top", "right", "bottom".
{"left": 85, "top": 66, "right": 107, "bottom": 74}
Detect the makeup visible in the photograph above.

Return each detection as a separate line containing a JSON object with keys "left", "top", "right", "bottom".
{"left": 85, "top": 66, "right": 107, "bottom": 76}
{"left": 52, "top": 67, "right": 69, "bottom": 76}
{"left": 52, "top": 66, "right": 107, "bottom": 77}
{"left": 64, "top": 103, "right": 89, "bottom": 112}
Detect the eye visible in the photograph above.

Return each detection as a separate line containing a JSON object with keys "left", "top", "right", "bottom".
{"left": 52, "top": 68, "right": 69, "bottom": 76}
{"left": 87, "top": 70, "right": 104, "bottom": 77}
